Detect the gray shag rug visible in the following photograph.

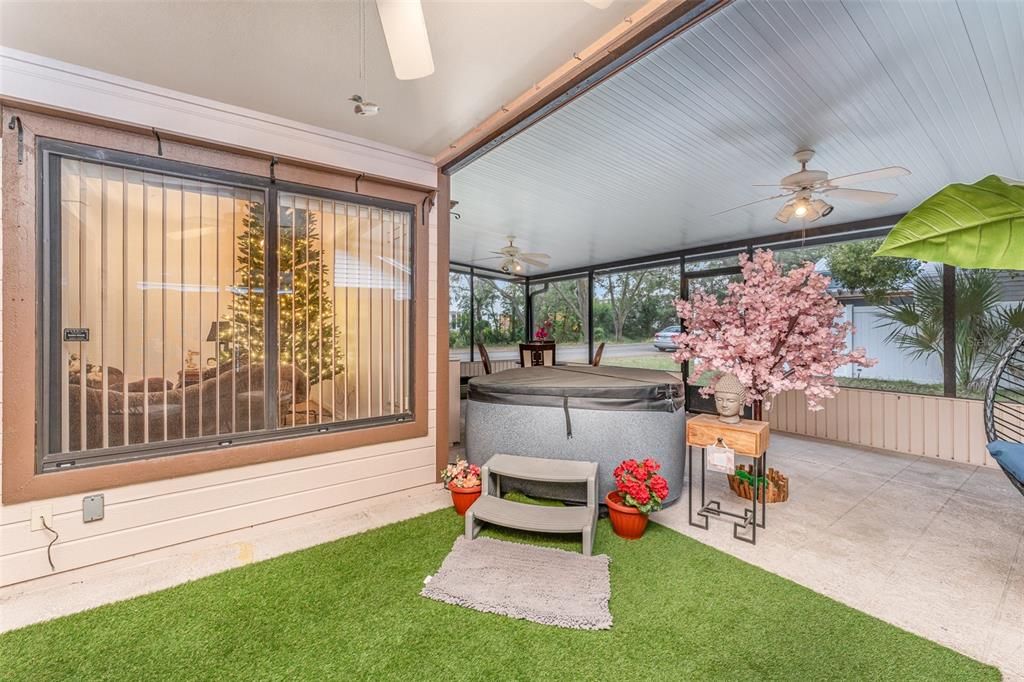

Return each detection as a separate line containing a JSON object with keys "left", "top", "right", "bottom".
{"left": 421, "top": 536, "right": 612, "bottom": 630}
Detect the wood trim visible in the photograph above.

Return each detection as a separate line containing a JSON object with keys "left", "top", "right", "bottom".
{"left": 436, "top": 0, "right": 730, "bottom": 172}
{"left": 1, "top": 106, "right": 432, "bottom": 504}
{"left": 435, "top": 171, "right": 451, "bottom": 480}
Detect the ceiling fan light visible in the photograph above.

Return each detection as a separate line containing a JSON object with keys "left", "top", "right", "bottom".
{"left": 376, "top": 0, "right": 435, "bottom": 80}
{"left": 583, "top": 0, "right": 615, "bottom": 8}
{"left": 810, "top": 198, "right": 834, "bottom": 220}
{"left": 775, "top": 201, "right": 795, "bottom": 223}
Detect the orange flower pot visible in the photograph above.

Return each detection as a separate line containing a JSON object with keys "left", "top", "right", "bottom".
{"left": 606, "top": 491, "right": 649, "bottom": 539}
{"left": 450, "top": 485, "right": 481, "bottom": 516}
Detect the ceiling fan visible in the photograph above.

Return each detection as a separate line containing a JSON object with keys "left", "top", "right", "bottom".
{"left": 349, "top": 0, "right": 434, "bottom": 116}
{"left": 716, "top": 149, "right": 911, "bottom": 223}
{"left": 475, "top": 237, "right": 551, "bottom": 274}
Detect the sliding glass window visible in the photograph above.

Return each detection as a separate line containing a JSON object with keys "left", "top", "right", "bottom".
{"left": 41, "top": 142, "right": 414, "bottom": 470}
{"left": 449, "top": 270, "right": 473, "bottom": 360}
{"left": 530, "top": 277, "right": 589, "bottom": 362}
{"left": 473, "top": 275, "right": 525, "bottom": 358}
{"left": 593, "top": 262, "right": 680, "bottom": 371}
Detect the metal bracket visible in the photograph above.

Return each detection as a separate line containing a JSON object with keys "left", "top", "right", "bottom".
{"left": 421, "top": 192, "right": 437, "bottom": 224}
{"left": 354, "top": 173, "right": 364, "bottom": 193}
{"left": 152, "top": 127, "right": 163, "bottom": 156}
{"left": 269, "top": 156, "right": 279, "bottom": 184}
{"left": 8, "top": 115, "right": 24, "bottom": 165}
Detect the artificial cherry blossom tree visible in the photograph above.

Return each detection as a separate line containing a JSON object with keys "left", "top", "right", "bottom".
{"left": 673, "top": 249, "right": 876, "bottom": 412}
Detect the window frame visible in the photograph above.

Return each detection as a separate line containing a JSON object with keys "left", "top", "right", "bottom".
{"left": 36, "top": 140, "right": 419, "bottom": 472}
{"left": 1, "top": 107, "right": 431, "bottom": 504}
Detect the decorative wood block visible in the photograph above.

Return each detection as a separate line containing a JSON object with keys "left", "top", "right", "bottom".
{"left": 728, "top": 466, "right": 789, "bottom": 504}
{"left": 686, "top": 413, "right": 770, "bottom": 457}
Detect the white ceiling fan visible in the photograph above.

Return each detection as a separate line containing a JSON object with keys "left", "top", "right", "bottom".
{"left": 474, "top": 237, "right": 551, "bottom": 274}
{"left": 375, "top": 0, "right": 435, "bottom": 80}
{"left": 715, "top": 149, "right": 911, "bottom": 223}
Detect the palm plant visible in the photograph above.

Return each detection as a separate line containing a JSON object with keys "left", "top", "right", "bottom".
{"left": 877, "top": 269, "right": 1024, "bottom": 392}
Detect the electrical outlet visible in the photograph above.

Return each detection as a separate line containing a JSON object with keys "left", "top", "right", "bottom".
{"left": 30, "top": 505, "right": 53, "bottom": 532}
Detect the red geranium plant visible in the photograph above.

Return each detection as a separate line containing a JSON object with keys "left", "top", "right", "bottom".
{"left": 613, "top": 458, "right": 670, "bottom": 514}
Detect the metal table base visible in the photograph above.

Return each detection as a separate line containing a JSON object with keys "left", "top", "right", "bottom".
{"left": 688, "top": 444, "right": 767, "bottom": 545}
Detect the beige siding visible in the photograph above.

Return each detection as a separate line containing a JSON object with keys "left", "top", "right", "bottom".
{"left": 769, "top": 388, "right": 997, "bottom": 469}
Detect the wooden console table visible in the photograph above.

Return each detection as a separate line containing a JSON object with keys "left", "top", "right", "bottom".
{"left": 686, "top": 414, "right": 770, "bottom": 545}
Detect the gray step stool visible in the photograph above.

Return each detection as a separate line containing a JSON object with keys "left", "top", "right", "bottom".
{"left": 465, "top": 454, "right": 599, "bottom": 556}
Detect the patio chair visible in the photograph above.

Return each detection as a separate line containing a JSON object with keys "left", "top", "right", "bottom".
{"left": 476, "top": 343, "right": 493, "bottom": 375}
{"left": 984, "top": 332, "right": 1024, "bottom": 497}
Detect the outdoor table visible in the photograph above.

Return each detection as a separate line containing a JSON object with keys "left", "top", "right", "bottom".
{"left": 686, "top": 414, "right": 770, "bottom": 545}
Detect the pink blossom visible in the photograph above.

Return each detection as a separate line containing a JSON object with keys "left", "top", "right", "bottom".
{"left": 672, "top": 249, "right": 876, "bottom": 411}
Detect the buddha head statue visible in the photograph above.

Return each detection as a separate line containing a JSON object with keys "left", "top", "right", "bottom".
{"left": 713, "top": 372, "right": 747, "bottom": 424}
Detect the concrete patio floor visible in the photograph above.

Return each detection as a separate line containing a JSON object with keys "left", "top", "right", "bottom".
{"left": 653, "top": 432, "right": 1024, "bottom": 681}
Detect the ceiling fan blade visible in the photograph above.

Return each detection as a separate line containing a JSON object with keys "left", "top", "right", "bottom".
{"left": 828, "top": 166, "right": 910, "bottom": 187}
{"left": 519, "top": 256, "right": 550, "bottom": 268}
{"left": 712, "top": 191, "right": 795, "bottom": 217}
{"left": 824, "top": 187, "right": 898, "bottom": 204}
{"left": 518, "top": 252, "right": 550, "bottom": 261}
{"left": 473, "top": 256, "right": 505, "bottom": 262}
{"left": 375, "top": 0, "right": 435, "bottom": 80}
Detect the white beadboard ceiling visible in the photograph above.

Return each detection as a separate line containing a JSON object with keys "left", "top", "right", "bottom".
{"left": 451, "top": 0, "right": 1024, "bottom": 274}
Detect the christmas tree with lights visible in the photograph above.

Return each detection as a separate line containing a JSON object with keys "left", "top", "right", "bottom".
{"left": 222, "top": 202, "right": 344, "bottom": 384}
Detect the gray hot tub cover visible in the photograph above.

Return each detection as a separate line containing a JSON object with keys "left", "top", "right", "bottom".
{"left": 468, "top": 365, "right": 684, "bottom": 413}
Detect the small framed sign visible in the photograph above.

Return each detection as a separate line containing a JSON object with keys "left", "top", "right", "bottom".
{"left": 706, "top": 437, "right": 736, "bottom": 474}
{"left": 63, "top": 327, "right": 90, "bottom": 342}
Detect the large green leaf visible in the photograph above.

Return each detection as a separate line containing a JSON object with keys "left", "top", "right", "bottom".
{"left": 874, "top": 175, "right": 1024, "bottom": 269}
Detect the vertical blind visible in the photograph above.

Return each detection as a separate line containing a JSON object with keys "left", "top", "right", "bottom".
{"left": 277, "top": 191, "right": 412, "bottom": 428}
{"left": 50, "top": 156, "right": 413, "bottom": 463}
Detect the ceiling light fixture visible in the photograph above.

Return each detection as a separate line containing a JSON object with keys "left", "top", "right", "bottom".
{"left": 775, "top": 195, "right": 834, "bottom": 224}
{"left": 793, "top": 194, "right": 811, "bottom": 217}
{"left": 376, "top": 0, "right": 435, "bottom": 80}
{"left": 810, "top": 198, "right": 834, "bottom": 219}
{"left": 774, "top": 201, "right": 795, "bottom": 223}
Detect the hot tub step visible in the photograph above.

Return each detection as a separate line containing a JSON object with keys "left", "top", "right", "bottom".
{"left": 466, "top": 454, "right": 599, "bottom": 555}
{"left": 469, "top": 496, "right": 593, "bottom": 534}
{"left": 484, "top": 453, "right": 598, "bottom": 483}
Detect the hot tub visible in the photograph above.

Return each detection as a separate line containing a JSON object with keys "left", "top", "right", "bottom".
{"left": 466, "top": 365, "right": 685, "bottom": 505}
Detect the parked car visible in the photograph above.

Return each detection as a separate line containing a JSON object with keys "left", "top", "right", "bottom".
{"left": 652, "top": 325, "right": 680, "bottom": 352}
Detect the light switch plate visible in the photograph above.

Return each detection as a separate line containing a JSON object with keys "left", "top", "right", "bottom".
{"left": 83, "top": 494, "right": 104, "bottom": 523}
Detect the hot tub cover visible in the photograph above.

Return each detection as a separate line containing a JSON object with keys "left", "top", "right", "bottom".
{"left": 468, "top": 365, "right": 684, "bottom": 413}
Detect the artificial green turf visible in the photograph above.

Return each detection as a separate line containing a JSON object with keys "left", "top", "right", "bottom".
{"left": 0, "top": 510, "right": 997, "bottom": 681}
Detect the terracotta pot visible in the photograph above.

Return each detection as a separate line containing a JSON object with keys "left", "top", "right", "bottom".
{"left": 606, "top": 491, "right": 649, "bottom": 539}
{"left": 449, "top": 485, "right": 481, "bottom": 516}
